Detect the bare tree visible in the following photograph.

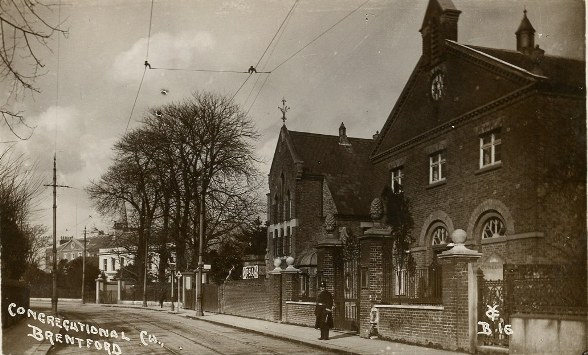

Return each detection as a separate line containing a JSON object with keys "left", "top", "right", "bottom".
{"left": 1, "top": 0, "right": 67, "bottom": 141}
{"left": 0, "top": 147, "right": 44, "bottom": 279}
{"left": 87, "top": 91, "right": 263, "bottom": 278}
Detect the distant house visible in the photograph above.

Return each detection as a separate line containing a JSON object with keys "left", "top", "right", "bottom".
{"left": 97, "top": 246, "right": 165, "bottom": 282}
{"left": 43, "top": 236, "right": 88, "bottom": 272}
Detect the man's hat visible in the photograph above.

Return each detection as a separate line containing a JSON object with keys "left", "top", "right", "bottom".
{"left": 320, "top": 281, "right": 327, "bottom": 288}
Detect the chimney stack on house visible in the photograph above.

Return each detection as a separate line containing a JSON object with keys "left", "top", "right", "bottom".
{"left": 339, "top": 122, "right": 351, "bottom": 146}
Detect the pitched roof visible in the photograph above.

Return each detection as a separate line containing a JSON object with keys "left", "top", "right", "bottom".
{"left": 372, "top": 40, "right": 585, "bottom": 159}
{"left": 286, "top": 130, "right": 385, "bottom": 216}
{"left": 464, "top": 45, "right": 585, "bottom": 94}
{"left": 516, "top": 10, "right": 535, "bottom": 34}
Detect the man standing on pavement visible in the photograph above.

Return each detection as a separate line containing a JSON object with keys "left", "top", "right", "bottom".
{"left": 315, "top": 281, "right": 334, "bottom": 340}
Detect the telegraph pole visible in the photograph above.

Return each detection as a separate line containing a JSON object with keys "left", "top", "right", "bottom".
{"left": 82, "top": 226, "right": 87, "bottom": 304}
{"left": 44, "top": 154, "right": 72, "bottom": 314}
{"left": 195, "top": 179, "right": 205, "bottom": 316}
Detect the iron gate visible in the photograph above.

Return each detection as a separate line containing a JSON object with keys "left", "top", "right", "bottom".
{"left": 342, "top": 258, "right": 359, "bottom": 331}
{"left": 478, "top": 278, "right": 509, "bottom": 348}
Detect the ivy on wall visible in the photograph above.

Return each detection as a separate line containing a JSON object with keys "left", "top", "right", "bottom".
{"left": 381, "top": 185, "right": 414, "bottom": 268}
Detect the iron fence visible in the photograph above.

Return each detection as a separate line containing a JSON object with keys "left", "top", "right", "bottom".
{"left": 504, "top": 264, "right": 587, "bottom": 316}
{"left": 384, "top": 264, "right": 442, "bottom": 305}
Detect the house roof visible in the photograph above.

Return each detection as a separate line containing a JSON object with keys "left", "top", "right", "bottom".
{"left": 463, "top": 44, "right": 585, "bottom": 94}
{"left": 372, "top": 40, "right": 585, "bottom": 159}
{"left": 285, "top": 129, "right": 386, "bottom": 216}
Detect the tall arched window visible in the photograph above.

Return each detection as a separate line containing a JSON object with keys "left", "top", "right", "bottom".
{"left": 287, "top": 190, "right": 292, "bottom": 219}
{"left": 273, "top": 194, "right": 279, "bottom": 222}
{"left": 429, "top": 221, "right": 450, "bottom": 258}
{"left": 280, "top": 173, "right": 285, "bottom": 221}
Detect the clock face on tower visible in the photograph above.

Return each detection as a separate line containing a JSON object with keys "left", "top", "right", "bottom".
{"left": 431, "top": 72, "right": 445, "bottom": 101}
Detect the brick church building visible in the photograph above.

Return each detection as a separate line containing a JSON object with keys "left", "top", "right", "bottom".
{"left": 266, "top": 122, "right": 385, "bottom": 329}
{"left": 261, "top": 0, "right": 585, "bottom": 352}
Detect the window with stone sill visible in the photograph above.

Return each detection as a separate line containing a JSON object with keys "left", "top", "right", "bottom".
{"left": 482, "top": 216, "right": 506, "bottom": 239}
{"left": 480, "top": 130, "right": 502, "bottom": 168}
{"left": 429, "top": 150, "right": 446, "bottom": 184}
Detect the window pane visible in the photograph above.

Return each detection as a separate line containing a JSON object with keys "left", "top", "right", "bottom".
{"left": 493, "top": 131, "right": 501, "bottom": 140}
{"left": 482, "top": 135, "right": 491, "bottom": 145}
{"left": 483, "top": 148, "right": 491, "bottom": 165}
{"left": 494, "top": 144, "right": 501, "bottom": 162}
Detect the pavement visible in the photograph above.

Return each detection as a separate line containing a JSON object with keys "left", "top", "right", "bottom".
{"left": 103, "top": 302, "right": 463, "bottom": 355}
{"left": 5, "top": 299, "right": 463, "bottom": 355}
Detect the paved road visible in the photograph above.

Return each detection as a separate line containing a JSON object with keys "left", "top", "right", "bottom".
{"left": 45, "top": 303, "right": 332, "bottom": 355}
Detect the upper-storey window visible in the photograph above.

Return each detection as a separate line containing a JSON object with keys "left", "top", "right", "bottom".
{"left": 390, "top": 167, "right": 404, "bottom": 193}
{"left": 480, "top": 130, "right": 501, "bottom": 168}
{"left": 429, "top": 151, "right": 446, "bottom": 184}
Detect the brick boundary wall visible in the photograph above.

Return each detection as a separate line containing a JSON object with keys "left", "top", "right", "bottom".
{"left": 374, "top": 306, "right": 447, "bottom": 347}
{"left": 221, "top": 278, "right": 273, "bottom": 320}
{"left": 284, "top": 301, "right": 316, "bottom": 327}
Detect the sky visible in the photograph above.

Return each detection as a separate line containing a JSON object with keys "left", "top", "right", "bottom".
{"left": 1, "top": 0, "right": 585, "bottom": 239}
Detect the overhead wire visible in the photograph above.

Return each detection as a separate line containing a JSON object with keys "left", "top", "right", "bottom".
{"left": 146, "top": 0, "right": 155, "bottom": 61}
{"left": 149, "top": 67, "right": 270, "bottom": 74}
{"left": 123, "top": 0, "right": 154, "bottom": 133}
{"left": 235, "top": 0, "right": 299, "bottom": 102}
{"left": 269, "top": 0, "right": 371, "bottom": 73}
{"left": 254, "top": 0, "right": 299, "bottom": 69}
{"left": 245, "top": 2, "right": 296, "bottom": 115}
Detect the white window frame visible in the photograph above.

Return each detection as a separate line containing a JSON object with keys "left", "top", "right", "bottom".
{"left": 429, "top": 151, "right": 446, "bottom": 184}
{"left": 390, "top": 167, "right": 404, "bottom": 193}
{"left": 480, "top": 130, "right": 501, "bottom": 168}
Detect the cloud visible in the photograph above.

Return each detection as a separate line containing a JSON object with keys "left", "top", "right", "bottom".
{"left": 112, "top": 31, "right": 216, "bottom": 83}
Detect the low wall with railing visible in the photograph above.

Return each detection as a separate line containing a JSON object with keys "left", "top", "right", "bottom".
{"left": 284, "top": 301, "right": 315, "bottom": 327}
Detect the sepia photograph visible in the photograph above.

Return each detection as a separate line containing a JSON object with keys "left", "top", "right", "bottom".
{"left": 1, "top": 0, "right": 586, "bottom": 354}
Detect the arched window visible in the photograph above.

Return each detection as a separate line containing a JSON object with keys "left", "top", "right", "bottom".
{"left": 431, "top": 225, "right": 449, "bottom": 245}
{"left": 273, "top": 194, "right": 279, "bottom": 222}
{"left": 482, "top": 215, "right": 505, "bottom": 239}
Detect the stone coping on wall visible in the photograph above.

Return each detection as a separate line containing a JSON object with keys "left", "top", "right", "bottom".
{"left": 481, "top": 232, "right": 544, "bottom": 245}
{"left": 285, "top": 301, "right": 316, "bottom": 306}
{"left": 511, "top": 313, "right": 587, "bottom": 322}
{"left": 373, "top": 304, "right": 444, "bottom": 311}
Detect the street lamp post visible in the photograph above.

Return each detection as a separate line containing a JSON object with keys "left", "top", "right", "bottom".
{"left": 195, "top": 180, "right": 205, "bottom": 316}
